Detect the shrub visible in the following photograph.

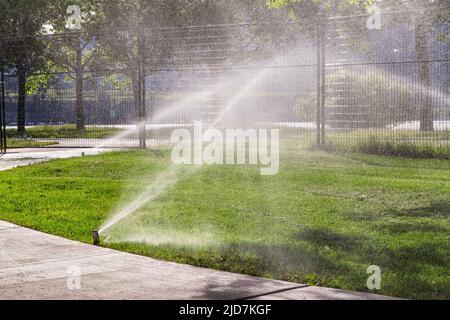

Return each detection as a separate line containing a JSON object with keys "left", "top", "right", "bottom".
{"left": 294, "top": 70, "right": 414, "bottom": 128}
{"left": 358, "top": 136, "right": 450, "bottom": 159}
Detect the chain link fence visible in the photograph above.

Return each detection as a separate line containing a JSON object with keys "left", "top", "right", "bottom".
{"left": 321, "top": 12, "right": 449, "bottom": 152}
{"left": 0, "top": 10, "right": 448, "bottom": 153}
{"left": 0, "top": 70, "right": 5, "bottom": 154}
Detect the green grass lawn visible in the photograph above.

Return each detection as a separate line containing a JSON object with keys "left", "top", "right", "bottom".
{"left": 7, "top": 139, "right": 59, "bottom": 148}
{"left": 7, "top": 125, "right": 122, "bottom": 139}
{"left": 0, "top": 149, "right": 448, "bottom": 299}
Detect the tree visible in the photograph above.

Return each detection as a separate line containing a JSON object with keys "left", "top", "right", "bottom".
{"left": 90, "top": 0, "right": 176, "bottom": 125}
{"left": 92, "top": 0, "right": 266, "bottom": 123}
{"left": 269, "top": 0, "right": 450, "bottom": 132}
{"left": 44, "top": 1, "right": 102, "bottom": 131}
{"left": 0, "top": 0, "right": 58, "bottom": 136}
{"left": 378, "top": 0, "right": 449, "bottom": 131}
{"left": 267, "top": 0, "right": 371, "bottom": 23}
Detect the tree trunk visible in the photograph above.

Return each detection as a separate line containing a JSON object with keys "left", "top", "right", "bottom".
{"left": 17, "top": 66, "right": 26, "bottom": 137}
{"left": 414, "top": 23, "right": 433, "bottom": 132}
{"left": 75, "top": 73, "right": 85, "bottom": 130}
{"left": 132, "top": 75, "right": 141, "bottom": 119}
{"left": 75, "top": 43, "right": 85, "bottom": 131}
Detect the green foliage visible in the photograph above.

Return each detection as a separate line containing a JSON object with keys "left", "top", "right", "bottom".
{"left": 0, "top": 0, "right": 63, "bottom": 72}
{"left": 25, "top": 61, "right": 63, "bottom": 95}
{"left": 358, "top": 136, "right": 450, "bottom": 159}
{"left": 294, "top": 70, "right": 414, "bottom": 128}
{"left": 266, "top": 0, "right": 372, "bottom": 14}
{"left": 102, "top": 74, "right": 132, "bottom": 90}
{"left": 437, "top": 25, "right": 450, "bottom": 42}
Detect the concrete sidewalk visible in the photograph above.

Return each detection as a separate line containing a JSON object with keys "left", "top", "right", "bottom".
{"left": 0, "top": 221, "right": 394, "bottom": 300}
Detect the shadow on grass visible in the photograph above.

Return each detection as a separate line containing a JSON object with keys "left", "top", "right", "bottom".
{"left": 375, "top": 221, "right": 450, "bottom": 235}
{"left": 343, "top": 201, "right": 450, "bottom": 221}
{"left": 246, "top": 227, "right": 447, "bottom": 298}
{"left": 296, "top": 227, "right": 362, "bottom": 251}
{"left": 385, "top": 200, "right": 450, "bottom": 219}
{"left": 109, "top": 224, "right": 449, "bottom": 299}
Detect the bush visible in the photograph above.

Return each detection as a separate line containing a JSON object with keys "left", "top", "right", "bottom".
{"left": 358, "top": 136, "right": 450, "bottom": 159}
{"left": 294, "top": 70, "right": 414, "bottom": 128}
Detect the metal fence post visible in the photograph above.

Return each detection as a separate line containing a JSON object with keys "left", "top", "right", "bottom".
{"left": 316, "top": 22, "right": 322, "bottom": 146}
{"left": 138, "top": 30, "right": 146, "bottom": 149}
{"left": 0, "top": 68, "right": 6, "bottom": 154}
{"left": 320, "top": 20, "right": 326, "bottom": 146}
{"left": 316, "top": 16, "right": 326, "bottom": 146}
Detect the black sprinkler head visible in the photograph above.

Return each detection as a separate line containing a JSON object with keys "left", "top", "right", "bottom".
{"left": 92, "top": 230, "right": 100, "bottom": 246}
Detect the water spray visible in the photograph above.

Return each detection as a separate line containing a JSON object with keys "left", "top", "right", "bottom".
{"left": 97, "top": 62, "right": 277, "bottom": 233}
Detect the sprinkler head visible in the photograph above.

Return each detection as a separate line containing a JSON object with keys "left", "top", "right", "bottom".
{"left": 92, "top": 230, "right": 100, "bottom": 246}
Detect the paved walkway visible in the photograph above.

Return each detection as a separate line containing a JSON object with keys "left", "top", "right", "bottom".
{"left": 0, "top": 221, "right": 394, "bottom": 300}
